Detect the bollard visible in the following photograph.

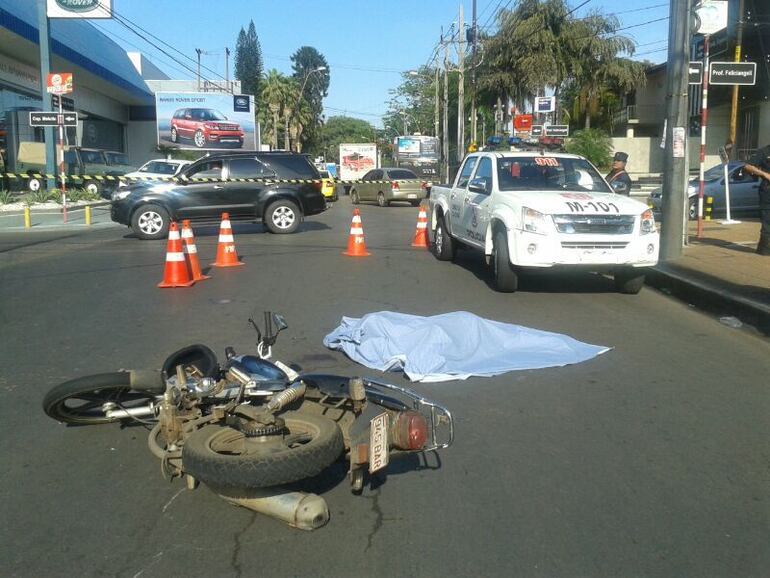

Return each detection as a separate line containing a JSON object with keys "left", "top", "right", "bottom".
{"left": 24, "top": 206, "right": 31, "bottom": 229}
{"left": 85, "top": 205, "right": 92, "bottom": 225}
{"left": 704, "top": 196, "right": 713, "bottom": 221}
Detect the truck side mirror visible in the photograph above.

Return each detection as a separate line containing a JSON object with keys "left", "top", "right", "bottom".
{"left": 468, "top": 177, "right": 489, "bottom": 194}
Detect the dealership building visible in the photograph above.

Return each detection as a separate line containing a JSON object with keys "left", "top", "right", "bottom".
{"left": 0, "top": 0, "right": 249, "bottom": 176}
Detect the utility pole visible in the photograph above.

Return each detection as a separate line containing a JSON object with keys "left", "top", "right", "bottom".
{"left": 195, "top": 48, "right": 202, "bottom": 90}
{"left": 728, "top": 0, "right": 745, "bottom": 156}
{"left": 35, "top": 0, "right": 56, "bottom": 190}
{"left": 225, "top": 47, "right": 231, "bottom": 91}
{"left": 470, "top": 0, "right": 478, "bottom": 146}
{"left": 434, "top": 65, "right": 440, "bottom": 138}
{"left": 442, "top": 29, "right": 450, "bottom": 182}
{"left": 659, "top": 0, "right": 692, "bottom": 261}
{"left": 456, "top": 3, "right": 465, "bottom": 163}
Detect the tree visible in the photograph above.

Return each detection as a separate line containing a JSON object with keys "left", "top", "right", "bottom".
{"left": 259, "top": 69, "right": 292, "bottom": 149}
{"left": 318, "top": 116, "right": 376, "bottom": 163}
{"left": 234, "top": 21, "right": 263, "bottom": 105}
{"left": 290, "top": 46, "right": 330, "bottom": 152}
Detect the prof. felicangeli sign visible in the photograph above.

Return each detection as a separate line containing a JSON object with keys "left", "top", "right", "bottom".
{"left": 47, "top": 0, "right": 112, "bottom": 19}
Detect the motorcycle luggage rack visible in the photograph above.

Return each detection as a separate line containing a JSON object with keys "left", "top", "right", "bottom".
{"left": 364, "top": 378, "right": 454, "bottom": 451}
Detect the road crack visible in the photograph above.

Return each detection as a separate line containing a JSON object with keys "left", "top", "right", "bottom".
{"left": 364, "top": 487, "right": 383, "bottom": 552}
{"left": 231, "top": 511, "right": 257, "bottom": 578}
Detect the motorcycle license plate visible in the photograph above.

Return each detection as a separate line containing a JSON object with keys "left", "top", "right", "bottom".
{"left": 369, "top": 412, "right": 389, "bottom": 474}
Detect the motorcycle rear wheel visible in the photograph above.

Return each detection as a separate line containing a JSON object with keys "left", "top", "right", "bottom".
{"left": 42, "top": 372, "right": 164, "bottom": 425}
{"left": 182, "top": 411, "right": 344, "bottom": 489}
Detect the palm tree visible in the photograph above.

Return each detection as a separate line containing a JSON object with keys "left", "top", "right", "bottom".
{"left": 261, "top": 70, "right": 292, "bottom": 149}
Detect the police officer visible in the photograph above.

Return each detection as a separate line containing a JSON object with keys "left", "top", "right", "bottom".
{"left": 743, "top": 144, "right": 770, "bottom": 255}
{"left": 606, "top": 151, "right": 633, "bottom": 195}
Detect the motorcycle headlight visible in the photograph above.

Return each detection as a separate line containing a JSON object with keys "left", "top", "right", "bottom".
{"left": 111, "top": 189, "right": 131, "bottom": 201}
{"left": 521, "top": 207, "right": 551, "bottom": 235}
{"left": 640, "top": 209, "right": 656, "bottom": 235}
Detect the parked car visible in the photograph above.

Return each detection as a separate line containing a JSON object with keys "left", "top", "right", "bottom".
{"left": 170, "top": 108, "right": 244, "bottom": 148}
{"left": 349, "top": 168, "right": 426, "bottom": 207}
{"left": 119, "top": 159, "right": 193, "bottom": 184}
{"left": 648, "top": 162, "right": 761, "bottom": 219}
{"left": 111, "top": 152, "right": 327, "bottom": 239}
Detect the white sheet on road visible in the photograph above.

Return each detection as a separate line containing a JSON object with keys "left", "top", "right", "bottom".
{"left": 323, "top": 311, "right": 611, "bottom": 382}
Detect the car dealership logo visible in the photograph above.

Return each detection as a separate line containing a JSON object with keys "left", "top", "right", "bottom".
{"left": 55, "top": 0, "right": 100, "bottom": 11}
{"left": 233, "top": 95, "right": 250, "bottom": 113}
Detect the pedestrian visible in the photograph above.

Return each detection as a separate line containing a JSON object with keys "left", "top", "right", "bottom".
{"left": 743, "top": 144, "right": 770, "bottom": 255}
{"left": 606, "top": 151, "right": 633, "bottom": 195}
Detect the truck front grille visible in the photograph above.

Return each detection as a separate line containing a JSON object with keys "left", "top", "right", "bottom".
{"left": 561, "top": 241, "right": 629, "bottom": 250}
{"left": 553, "top": 215, "right": 635, "bottom": 235}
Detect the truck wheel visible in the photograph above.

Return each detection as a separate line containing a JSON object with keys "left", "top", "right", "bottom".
{"left": 492, "top": 229, "right": 518, "bottom": 293}
{"left": 27, "top": 176, "right": 43, "bottom": 193}
{"left": 432, "top": 215, "right": 455, "bottom": 261}
{"left": 84, "top": 180, "right": 102, "bottom": 198}
{"left": 614, "top": 269, "right": 645, "bottom": 294}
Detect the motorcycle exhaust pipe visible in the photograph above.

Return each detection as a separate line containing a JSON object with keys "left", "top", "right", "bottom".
{"left": 215, "top": 485, "right": 329, "bottom": 531}
{"left": 104, "top": 404, "right": 155, "bottom": 420}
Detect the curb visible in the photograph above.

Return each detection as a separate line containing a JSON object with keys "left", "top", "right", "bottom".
{"left": 0, "top": 200, "right": 110, "bottom": 217}
{"left": 646, "top": 264, "right": 770, "bottom": 336}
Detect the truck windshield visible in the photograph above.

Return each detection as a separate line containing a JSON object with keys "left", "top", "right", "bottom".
{"left": 496, "top": 157, "right": 612, "bottom": 193}
{"left": 105, "top": 152, "right": 130, "bottom": 166}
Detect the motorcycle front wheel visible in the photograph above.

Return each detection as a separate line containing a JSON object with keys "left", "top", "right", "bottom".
{"left": 42, "top": 372, "right": 164, "bottom": 425}
{"left": 182, "top": 411, "right": 344, "bottom": 489}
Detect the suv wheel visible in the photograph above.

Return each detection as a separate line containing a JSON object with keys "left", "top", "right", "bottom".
{"left": 264, "top": 199, "right": 301, "bottom": 234}
{"left": 170, "top": 127, "right": 178, "bottom": 143}
{"left": 131, "top": 204, "right": 170, "bottom": 240}
{"left": 27, "top": 176, "right": 42, "bottom": 193}
{"left": 194, "top": 130, "right": 206, "bottom": 148}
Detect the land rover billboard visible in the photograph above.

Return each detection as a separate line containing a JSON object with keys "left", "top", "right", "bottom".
{"left": 47, "top": 0, "right": 112, "bottom": 18}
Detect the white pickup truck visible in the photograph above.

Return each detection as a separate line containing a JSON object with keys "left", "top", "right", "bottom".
{"left": 428, "top": 151, "right": 659, "bottom": 293}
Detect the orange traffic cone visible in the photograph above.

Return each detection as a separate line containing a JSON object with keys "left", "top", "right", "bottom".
{"left": 411, "top": 206, "right": 429, "bottom": 248}
{"left": 343, "top": 208, "right": 371, "bottom": 257}
{"left": 211, "top": 212, "right": 245, "bottom": 267}
{"left": 158, "top": 222, "right": 195, "bottom": 288}
{"left": 181, "top": 220, "right": 210, "bottom": 281}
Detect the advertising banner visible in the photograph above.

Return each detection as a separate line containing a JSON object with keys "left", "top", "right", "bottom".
{"left": 397, "top": 137, "right": 421, "bottom": 155}
{"left": 47, "top": 73, "right": 73, "bottom": 95}
{"left": 339, "top": 143, "right": 376, "bottom": 181}
{"left": 155, "top": 92, "right": 256, "bottom": 151}
{"left": 47, "top": 0, "right": 112, "bottom": 18}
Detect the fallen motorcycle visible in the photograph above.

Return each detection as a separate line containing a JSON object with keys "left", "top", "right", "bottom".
{"left": 42, "top": 312, "right": 454, "bottom": 530}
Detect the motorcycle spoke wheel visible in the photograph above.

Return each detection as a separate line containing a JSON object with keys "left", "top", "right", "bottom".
{"left": 182, "top": 411, "right": 344, "bottom": 489}
{"left": 43, "top": 372, "right": 163, "bottom": 425}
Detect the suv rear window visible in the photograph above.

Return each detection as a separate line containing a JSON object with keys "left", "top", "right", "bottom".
{"left": 260, "top": 155, "right": 319, "bottom": 179}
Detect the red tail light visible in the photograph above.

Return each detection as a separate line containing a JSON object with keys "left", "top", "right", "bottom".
{"left": 392, "top": 411, "right": 428, "bottom": 450}
{"left": 313, "top": 179, "right": 322, "bottom": 191}
{"left": 391, "top": 181, "right": 400, "bottom": 191}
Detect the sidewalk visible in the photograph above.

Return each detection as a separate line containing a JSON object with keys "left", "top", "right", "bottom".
{"left": 0, "top": 201, "right": 113, "bottom": 229}
{"left": 647, "top": 219, "right": 770, "bottom": 336}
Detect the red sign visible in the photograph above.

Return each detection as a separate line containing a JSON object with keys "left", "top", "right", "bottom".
{"left": 513, "top": 114, "right": 533, "bottom": 130}
{"left": 47, "top": 73, "right": 73, "bottom": 95}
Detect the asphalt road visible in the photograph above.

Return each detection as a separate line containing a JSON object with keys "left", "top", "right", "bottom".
{"left": 1, "top": 201, "right": 768, "bottom": 578}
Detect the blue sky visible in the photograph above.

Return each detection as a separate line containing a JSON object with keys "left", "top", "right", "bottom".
{"left": 96, "top": 0, "right": 671, "bottom": 127}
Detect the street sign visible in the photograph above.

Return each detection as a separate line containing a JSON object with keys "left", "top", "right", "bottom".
{"left": 51, "top": 94, "right": 75, "bottom": 110}
{"left": 689, "top": 61, "right": 703, "bottom": 85}
{"left": 535, "top": 96, "right": 555, "bottom": 113}
{"left": 514, "top": 114, "right": 533, "bottom": 130}
{"left": 544, "top": 125, "right": 569, "bottom": 137}
{"left": 694, "top": 1, "right": 728, "bottom": 35}
{"left": 29, "top": 112, "right": 78, "bottom": 127}
{"left": 530, "top": 125, "right": 544, "bottom": 137}
{"left": 709, "top": 62, "right": 757, "bottom": 85}
{"left": 46, "top": 73, "right": 73, "bottom": 95}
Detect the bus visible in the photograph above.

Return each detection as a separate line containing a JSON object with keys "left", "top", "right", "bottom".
{"left": 393, "top": 135, "right": 440, "bottom": 189}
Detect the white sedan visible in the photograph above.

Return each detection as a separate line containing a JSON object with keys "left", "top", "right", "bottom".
{"left": 119, "top": 159, "right": 192, "bottom": 185}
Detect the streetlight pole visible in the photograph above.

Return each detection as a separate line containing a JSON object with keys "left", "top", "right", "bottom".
{"left": 288, "top": 65, "right": 326, "bottom": 151}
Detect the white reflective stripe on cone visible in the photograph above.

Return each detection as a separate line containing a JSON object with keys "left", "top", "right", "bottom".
{"left": 181, "top": 229, "right": 193, "bottom": 238}
{"left": 416, "top": 222, "right": 427, "bottom": 228}
{"left": 352, "top": 216, "right": 362, "bottom": 223}
{"left": 169, "top": 231, "right": 181, "bottom": 240}
{"left": 350, "top": 227, "right": 364, "bottom": 235}
{"left": 221, "top": 220, "right": 232, "bottom": 228}
{"left": 166, "top": 252, "right": 185, "bottom": 262}
{"left": 219, "top": 234, "right": 235, "bottom": 242}
{"left": 185, "top": 245, "right": 198, "bottom": 254}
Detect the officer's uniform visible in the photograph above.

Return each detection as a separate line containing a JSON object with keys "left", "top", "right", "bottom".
{"left": 606, "top": 152, "right": 632, "bottom": 196}
{"left": 748, "top": 145, "right": 770, "bottom": 255}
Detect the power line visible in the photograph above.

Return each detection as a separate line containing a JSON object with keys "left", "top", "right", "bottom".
{"left": 566, "top": 0, "right": 592, "bottom": 18}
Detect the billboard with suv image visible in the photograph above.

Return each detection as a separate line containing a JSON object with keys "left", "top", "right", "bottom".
{"left": 156, "top": 92, "right": 256, "bottom": 151}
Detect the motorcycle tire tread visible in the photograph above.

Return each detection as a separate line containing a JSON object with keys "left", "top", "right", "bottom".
{"left": 42, "top": 372, "right": 165, "bottom": 425}
{"left": 181, "top": 411, "right": 344, "bottom": 489}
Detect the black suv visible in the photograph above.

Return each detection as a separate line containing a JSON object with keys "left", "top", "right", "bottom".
{"left": 111, "top": 151, "right": 327, "bottom": 239}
